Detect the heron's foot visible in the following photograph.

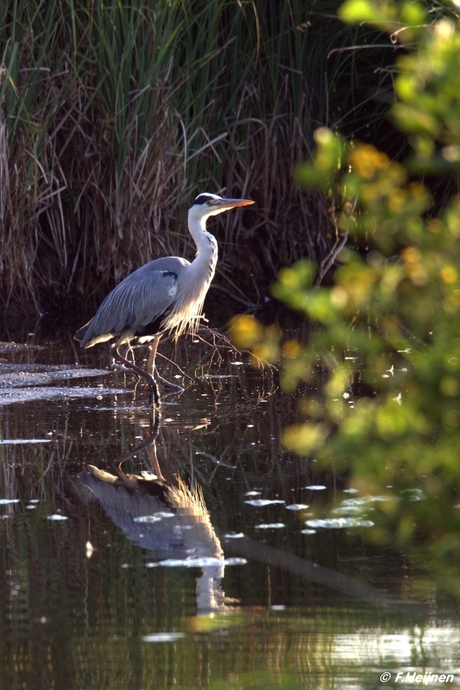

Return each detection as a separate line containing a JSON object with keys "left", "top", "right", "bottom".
{"left": 111, "top": 361, "right": 130, "bottom": 373}
{"left": 155, "top": 371, "right": 184, "bottom": 394}
{"left": 161, "top": 381, "right": 184, "bottom": 394}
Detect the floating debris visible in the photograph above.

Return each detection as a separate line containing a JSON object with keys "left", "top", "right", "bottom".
{"left": 339, "top": 497, "right": 368, "bottom": 506}
{"left": 255, "top": 523, "right": 285, "bottom": 530}
{"left": 0, "top": 342, "right": 44, "bottom": 353}
{"left": 0, "top": 439, "right": 52, "bottom": 445}
{"left": 142, "top": 632, "right": 185, "bottom": 643}
{"left": 305, "top": 518, "right": 374, "bottom": 529}
{"left": 0, "top": 385, "right": 126, "bottom": 406}
{"left": 224, "top": 557, "right": 247, "bottom": 566}
{"left": 159, "top": 557, "right": 225, "bottom": 568}
{"left": 332, "top": 505, "right": 367, "bottom": 516}
{"left": 400, "top": 488, "right": 425, "bottom": 502}
{"left": 47, "top": 514, "right": 69, "bottom": 521}
{"left": 245, "top": 499, "right": 285, "bottom": 507}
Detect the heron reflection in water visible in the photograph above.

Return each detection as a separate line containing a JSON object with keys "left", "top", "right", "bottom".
{"left": 77, "top": 414, "right": 236, "bottom": 615}
{"left": 75, "top": 194, "right": 254, "bottom": 405}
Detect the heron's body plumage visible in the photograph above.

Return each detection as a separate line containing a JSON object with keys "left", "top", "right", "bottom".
{"left": 76, "top": 256, "right": 191, "bottom": 347}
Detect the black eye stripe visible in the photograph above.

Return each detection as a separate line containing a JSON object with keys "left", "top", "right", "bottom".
{"left": 194, "top": 193, "right": 221, "bottom": 205}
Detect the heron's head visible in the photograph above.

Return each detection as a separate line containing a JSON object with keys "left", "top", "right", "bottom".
{"left": 189, "top": 193, "right": 254, "bottom": 223}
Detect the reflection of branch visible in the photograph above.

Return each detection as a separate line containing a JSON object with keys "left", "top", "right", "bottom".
{"left": 196, "top": 327, "right": 279, "bottom": 383}
{"left": 192, "top": 326, "right": 242, "bottom": 366}
{"left": 225, "top": 537, "right": 418, "bottom": 611}
{"left": 153, "top": 349, "right": 194, "bottom": 382}
{"left": 315, "top": 230, "right": 348, "bottom": 287}
{"left": 134, "top": 325, "right": 265, "bottom": 381}
{"left": 315, "top": 227, "right": 348, "bottom": 286}
{"left": 315, "top": 200, "right": 356, "bottom": 287}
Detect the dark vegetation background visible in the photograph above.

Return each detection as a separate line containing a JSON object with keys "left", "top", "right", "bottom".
{"left": 0, "top": 0, "right": 401, "bottom": 319}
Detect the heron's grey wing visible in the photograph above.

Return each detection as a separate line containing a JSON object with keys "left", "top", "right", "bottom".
{"left": 79, "top": 257, "right": 189, "bottom": 345}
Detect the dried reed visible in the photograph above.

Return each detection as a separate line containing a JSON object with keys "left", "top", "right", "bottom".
{"left": 0, "top": 0, "right": 397, "bottom": 316}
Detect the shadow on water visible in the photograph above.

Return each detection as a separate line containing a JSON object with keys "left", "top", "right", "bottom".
{"left": 0, "top": 326, "right": 459, "bottom": 689}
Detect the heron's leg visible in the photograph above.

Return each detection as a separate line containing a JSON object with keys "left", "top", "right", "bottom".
{"left": 146, "top": 335, "right": 184, "bottom": 393}
{"left": 146, "top": 335, "right": 160, "bottom": 375}
{"left": 112, "top": 339, "right": 160, "bottom": 407}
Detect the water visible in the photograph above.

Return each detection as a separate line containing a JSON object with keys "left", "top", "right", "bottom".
{"left": 0, "top": 328, "right": 459, "bottom": 689}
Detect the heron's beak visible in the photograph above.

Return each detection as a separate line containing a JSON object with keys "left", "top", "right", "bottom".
{"left": 217, "top": 198, "right": 255, "bottom": 211}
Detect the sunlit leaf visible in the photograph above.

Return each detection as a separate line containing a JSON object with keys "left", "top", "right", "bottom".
{"left": 283, "top": 423, "right": 329, "bottom": 454}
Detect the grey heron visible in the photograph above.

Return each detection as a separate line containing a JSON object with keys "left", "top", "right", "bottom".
{"left": 74, "top": 193, "right": 254, "bottom": 405}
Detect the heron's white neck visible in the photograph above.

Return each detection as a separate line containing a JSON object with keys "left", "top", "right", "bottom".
{"left": 188, "top": 214, "right": 218, "bottom": 284}
{"left": 167, "top": 211, "right": 219, "bottom": 337}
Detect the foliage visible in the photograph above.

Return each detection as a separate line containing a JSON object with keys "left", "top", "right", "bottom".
{"left": 231, "top": 0, "right": 460, "bottom": 577}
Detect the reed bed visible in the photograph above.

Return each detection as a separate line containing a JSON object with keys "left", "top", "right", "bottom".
{"left": 0, "top": 0, "right": 396, "bottom": 316}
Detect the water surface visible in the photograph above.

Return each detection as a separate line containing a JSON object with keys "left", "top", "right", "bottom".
{"left": 0, "top": 328, "right": 459, "bottom": 689}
